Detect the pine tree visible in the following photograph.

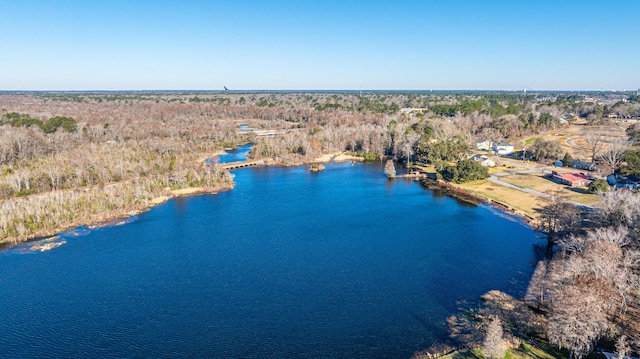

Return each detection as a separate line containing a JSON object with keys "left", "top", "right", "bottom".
{"left": 562, "top": 152, "right": 573, "bottom": 167}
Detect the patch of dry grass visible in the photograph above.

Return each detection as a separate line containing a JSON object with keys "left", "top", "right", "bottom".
{"left": 436, "top": 341, "right": 571, "bottom": 359}
{"left": 490, "top": 165, "right": 528, "bottom": 174}
{"left": 500, "top": 173, "right": 598, "bottom": 206}
{"left": 457, "top": 180, "right": 542, "bottom": 218}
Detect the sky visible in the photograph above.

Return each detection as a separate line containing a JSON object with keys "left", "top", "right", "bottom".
{"left": 1, "top": 0, "right": 638, "bottom": 91}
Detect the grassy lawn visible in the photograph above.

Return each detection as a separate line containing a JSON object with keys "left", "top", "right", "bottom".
{"left": 414, "top": 163, "right": 436, "bottom": 172}
{"left": 525, "top": 137, "right": 538, "bottom": 145}
{"left": 458, "top": 180, "right": 542, "bottom": 218}
{"left": 490, "top": 165, "right": 528, "bottom": 174}
{"left": 438, "top": 341, "right": 572, "bottom": 359}
{"left": 500, "top": 173, "right": 598, "bottom": 206}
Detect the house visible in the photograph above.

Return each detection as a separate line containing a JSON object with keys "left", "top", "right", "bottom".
{"left": 492, "top": 142, "right": 515, "bottom": 155}
{"left": 470, "top": 154, "right": 496, "bottom": 167}
{"left": 571, "top": 160, "right": 597, "bottom": 171}
{"left": 550, "top": 172, "right": 593, "bottom": 187}
{"left": 553, "top": 160, "right": 564, "bottom": 167}
{"left": 476, "top": 140, "right": 492, "bottom": 151}
{"left": 607, "top": 173, "right": 640, "bottom": 190}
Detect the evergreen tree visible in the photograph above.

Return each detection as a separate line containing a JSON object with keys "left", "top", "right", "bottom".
{"left": 562, "top": 152, "right": 573, "bottom": 167}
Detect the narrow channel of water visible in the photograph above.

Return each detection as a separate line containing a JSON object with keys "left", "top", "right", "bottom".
{"left": 216, "top": 143, "right": 252, "bottom": 163}
{"left": 0, "top": 159, "right": 542, "bottom": 358}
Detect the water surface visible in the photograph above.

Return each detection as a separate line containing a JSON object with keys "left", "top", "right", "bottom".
{"left": 0, "top": 162, "right": 541, "bottom": 358}
{"left": 216, "top": 143, "right": 252, "bottom": 163}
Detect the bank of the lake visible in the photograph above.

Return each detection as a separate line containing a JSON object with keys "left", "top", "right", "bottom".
{"left": 0, "top": 144, "right": 253, "bottom": 247}
{"left": 1, "top": 142, "right": 534, "bottom": 249}
{"left": 0, "top": 161, "right": 541, "bottom": 358}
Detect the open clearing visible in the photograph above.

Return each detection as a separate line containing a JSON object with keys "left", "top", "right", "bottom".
{"left": 458, "top": 179, "right": 543, "bottom": 219}
{"left": 500, "top": 173, "right": 598, "bottom": 206}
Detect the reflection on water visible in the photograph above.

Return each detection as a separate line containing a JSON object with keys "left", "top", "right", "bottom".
{"left": 0, "top": 162, "right": 539, "bottom": 358}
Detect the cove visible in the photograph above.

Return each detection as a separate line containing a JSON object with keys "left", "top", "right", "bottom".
{"left": 0, "top": 162, "right": 541, "bottom": 358}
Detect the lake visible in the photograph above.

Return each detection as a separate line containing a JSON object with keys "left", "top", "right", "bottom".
{"left": 0, "top": 160, "right": 541, "bottom": 358}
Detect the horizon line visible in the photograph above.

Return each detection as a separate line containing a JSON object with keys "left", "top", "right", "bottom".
{"left": 0, "top": 88, "right": 637, "bottom": 93}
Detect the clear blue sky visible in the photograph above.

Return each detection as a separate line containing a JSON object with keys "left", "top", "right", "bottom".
{"left": 1, "top": 0, "right": 638, "bottom": 91}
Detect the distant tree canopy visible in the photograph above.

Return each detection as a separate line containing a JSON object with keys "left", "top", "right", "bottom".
{"left": 427, "top": 97, "right": 524, "bottom": 118}
{"left": 356, "top": 98, "right": 400, "bottom": 114}
{"left": 440, "top": 159, "right": 489, "bottom": 183}
{"left": 1, "top": 112, "right": 77, "bottom": 134}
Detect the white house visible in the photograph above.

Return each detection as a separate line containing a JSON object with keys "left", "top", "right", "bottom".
{"left": 492, "top": 142, "right": 514, "bottom": 155}
{"left": 470, "top": 154, "right": 496, "bottom": 167}
{"left": 476, "top": 140, "right": 492, "bottom": 151}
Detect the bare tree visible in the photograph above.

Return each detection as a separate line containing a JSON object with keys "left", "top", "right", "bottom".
{"left": 547, "top": 280, "right": 609, "bottom": 359}
{"left": 535, "top": 192, "right": 582, "bottom": 249}
{"left": 616, "top": 335, "right": 631, "bottom": 359}
{"left": 596, "top": 190, "right": 640, "bottom": 231}
{"left": 583, "top": 132, "right": 606, "bottom": 163}
{"left": 483, "top": 316, "right": 507, "bottom": 359}
{"left": 598, "top": 138, "right": 631, "bottom": 171}
{"left": 559, "top": 226, "right": 630, "bottom": 253}
{"left": 384, "top": 160, "right": 396, "bottom": 179}
{"left": 525, "top": 260, "right": 548, "bottom": 308}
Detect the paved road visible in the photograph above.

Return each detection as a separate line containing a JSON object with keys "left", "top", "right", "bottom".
{"left": 565, "top": 136, "right": 588, "bottom": 150}
{"left": 488, "top": 158, "right": 594, "bottom": 209}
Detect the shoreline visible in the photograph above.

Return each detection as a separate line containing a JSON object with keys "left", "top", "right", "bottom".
{"left": 0, "top": 151, "right": 363, "bottom": 248}
{"left": 0, "top": 183, "right": 234, "bottom": 250}
{"left": 429, "top": 179, "right": 535, "bottom": 224}
{"left": 2, "top": 153, "right": 535, "bottom": 249}
{"left": 268, "top": 152, "right": 535, "bottom": 225}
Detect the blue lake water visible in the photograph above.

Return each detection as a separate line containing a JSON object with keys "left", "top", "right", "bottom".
{"left": 216, "top": 143, "right": 252, "bottom": 163}
{"left": 0, "top": 161, "right": 542, "bottom": 358}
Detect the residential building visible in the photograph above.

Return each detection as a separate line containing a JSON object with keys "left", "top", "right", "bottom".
{"left": 550, "top": 172, "right": 593, "bottom": 187}
{"left": 470, "top": 154, "right": 496, "bottom": 167}
{"left": 607, "top": 173, "right": 640, "bottom": 190}
{"left": 476, "top": 140, "right": 492, "bottom": 151}
{"left": 492, "top": 142, "right": 515, "bottom": 155}
{"left": 571, "top": 160, "right": 597, "bottom": 171}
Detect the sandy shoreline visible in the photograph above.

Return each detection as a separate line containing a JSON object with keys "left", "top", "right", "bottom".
{"left": 313, "top": 151, "right": 364, "bottom": 163}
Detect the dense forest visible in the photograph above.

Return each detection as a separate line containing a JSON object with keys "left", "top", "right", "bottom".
{"left": 2, "top": 91, "right": 640, "bottom": 358}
